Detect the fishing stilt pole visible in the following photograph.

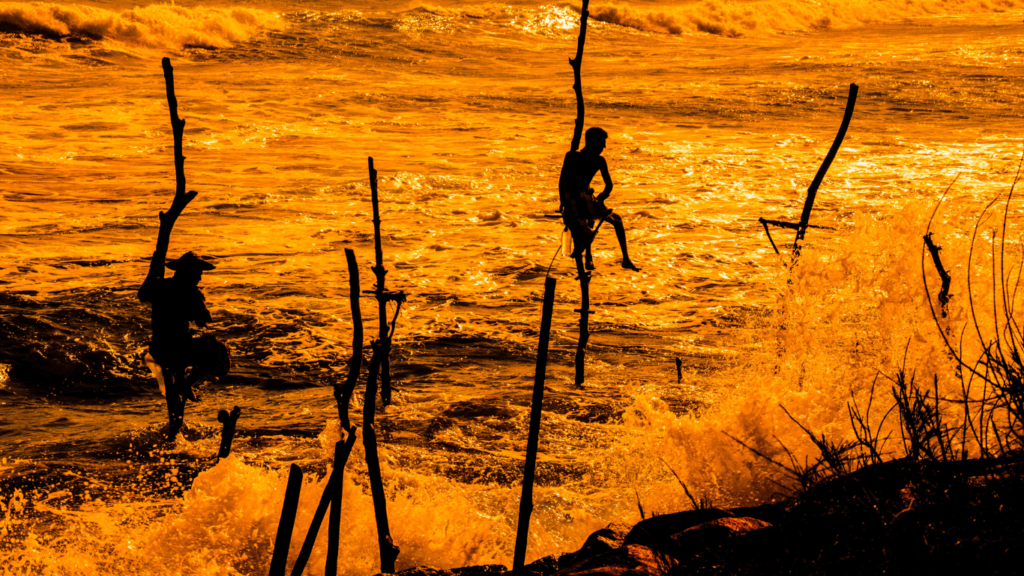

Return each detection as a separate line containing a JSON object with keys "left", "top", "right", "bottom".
{"left": 513, "top": 277, "right": 557, "bottom": 573}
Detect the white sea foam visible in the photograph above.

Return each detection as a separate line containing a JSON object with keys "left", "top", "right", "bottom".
{"left": 583, "top": 0, "right": 1024, "bottom": 36}
{"left": 0, "top": 3, "right": 283, "bottom": 49}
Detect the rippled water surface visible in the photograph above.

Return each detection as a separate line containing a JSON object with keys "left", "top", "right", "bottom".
{"left": 2, "top": 0, "right": 1024, "bottom": 573}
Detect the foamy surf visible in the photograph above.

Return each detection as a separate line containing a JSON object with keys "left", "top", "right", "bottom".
{"left": 0, "top": 2, "right": 283, "bottom": 49}
{"left": 582, "top": 0, "right": 1024, "bottom": 36}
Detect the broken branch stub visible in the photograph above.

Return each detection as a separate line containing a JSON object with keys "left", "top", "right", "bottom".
{"left": 216, "top": 406, "right": 242, "bottom": 460}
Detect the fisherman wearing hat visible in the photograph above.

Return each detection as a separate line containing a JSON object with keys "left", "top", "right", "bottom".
{"left": 139, "top": 250, "right": 230, "bottom": 434}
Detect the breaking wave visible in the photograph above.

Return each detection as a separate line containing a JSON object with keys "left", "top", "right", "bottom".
{"left": 0, "top": 2, "right": 283, "bottom": 49}
{"left": 581, "top": 0, "right": 1024, "bottom": 37}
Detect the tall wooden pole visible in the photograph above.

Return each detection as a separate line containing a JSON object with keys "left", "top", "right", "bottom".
{"left": 364, "top": 340, "right": 400, "bottom": 572}
{"left": 152, "top": 57, "right": 198, "bottom": 439}
{"left": 513, "top": 277, "right": 557, "bottom": 573}
{"left": 568, "top": 0, "right": 590, "bottom": 153}
{"left": 369, "top": 158, "right": 395, "bottom": 407}
{"left": 566, "top": 0, "right": 592, "bottom": 387}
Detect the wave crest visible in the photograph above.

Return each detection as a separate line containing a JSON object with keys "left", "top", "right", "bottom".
{"left": 583, "top": 0, "right": 1024, "bottom": 37}
{"left": 0, "top": 2, "right": 283, "bottom": 49}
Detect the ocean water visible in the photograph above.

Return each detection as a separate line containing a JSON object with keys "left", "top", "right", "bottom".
{"left": 2, "top": 0, "right": 1024, "bottom": 573}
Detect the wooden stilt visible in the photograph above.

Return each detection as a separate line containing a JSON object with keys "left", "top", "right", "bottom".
{"left": 513, "top": 277, "right": 557, "bottom": 573}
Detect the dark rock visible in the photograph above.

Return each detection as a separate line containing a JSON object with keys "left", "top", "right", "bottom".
{"left": 374, "top": 567, "right": 453, "bottom": 576}
{"left": 523, "top": 554, "right": 561, "bottom": 575}
{"left": 559, "top": 523, "right": 632, "bottom": 569}
{"left": 660, "top": 517, "right": 773, "bottom": 560}
{"left": 553, "top": 544, "right": 678, "bottom": 576}
{"left": 451, "top": 564, "right": 507, "bottom": 576}
{"left": 623, "top": 509, "right": 733, "bottom": 549}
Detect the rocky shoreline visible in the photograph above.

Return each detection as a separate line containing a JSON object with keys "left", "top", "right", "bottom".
{"left": 377, "top": 456, "right": 1024, "bottom": 576}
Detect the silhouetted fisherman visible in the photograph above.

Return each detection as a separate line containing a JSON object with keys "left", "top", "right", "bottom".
{"left": 139, "top": 250, "right": 230, "bottom": 436}
{"left": 559, "top": 127, "right": 640, "bottom": 271}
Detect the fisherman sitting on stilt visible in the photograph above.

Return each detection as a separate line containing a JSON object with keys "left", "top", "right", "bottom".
{"left": 559, "top": 127, "right": 640, "bottom": 271}
{"left": 139, "top": 250, "right": 230, "bottom": 438}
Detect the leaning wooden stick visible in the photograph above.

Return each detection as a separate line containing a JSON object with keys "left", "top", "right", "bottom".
{"left": 289, "top": 431, "right": 358, "bottom": 576}
{"left": 758, "top": 83, "right": 858, "bottom": 256}
{"left": 335, "top": 248, "right": 362, "bottom": 430}
{"left": 152, "top": 57, "right": 198, "bottom": 439}
{"left": 216, "top": 406, "right": 241, "bottom": 460}
{"left": 513, "top": 276, "right": 557, "bottom": 573}
{"left": 269, "top": 464, "right": 303, "bottom": 576}
{"left": 363, "top": 340, "right": 400, "bottom": 572}
{"left": 793, "top": 83, "right": 859, "bottom": 255}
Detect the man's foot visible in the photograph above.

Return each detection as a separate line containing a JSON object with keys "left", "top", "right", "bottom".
{"left": 622, "top": 260, "right": 641, "bottom": 271}
{"left": 585, "top": 260, "right": 596, "bottom": 271}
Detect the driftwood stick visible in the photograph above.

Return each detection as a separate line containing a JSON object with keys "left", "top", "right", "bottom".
{"left": 269, "top": 464, "right": 303, "bottom": 576}
{"left": 513, "top": 277, "right": 557, "bottom": 573}
{"left": 335, "top": 249, "right": 363, "bottom": 430}
{"left": 290, "top": 430, "right": 358, "bottom": 576}
{"left": 568, "top": 0, "right": 591, "bottom": 153}
{"left": 793, "top": 83, "right": 859, "bottom": 255}
{"left": 216, "top": 406, "right": 241, "bottom": 460}
{"left": 368, "top": 157, "right": 396, "bottom": 408}
{"left": 364, "top": 340, "right": 400, "bottom": 572}
{"left": 924, "top": 232, "right": 953, "bottom": 316}
{"left": 573, "top": 255, "right": 592, "bottom": 387}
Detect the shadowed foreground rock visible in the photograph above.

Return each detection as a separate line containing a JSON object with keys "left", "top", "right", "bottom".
{"left": 376, "top": 456, "right": 1024, "bottom": 576}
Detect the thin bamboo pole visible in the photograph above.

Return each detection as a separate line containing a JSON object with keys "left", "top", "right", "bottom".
{"left": 513, "top": 277, "right": 557, "bottom": 573}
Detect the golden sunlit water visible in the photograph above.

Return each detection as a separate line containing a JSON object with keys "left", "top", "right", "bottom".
{"left": 2, "top": 0, "right": 1024, "bottom": 574}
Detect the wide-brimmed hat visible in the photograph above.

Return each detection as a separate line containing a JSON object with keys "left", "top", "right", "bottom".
{"left": 166, "top": 251, "right": 216, "bottom": 271}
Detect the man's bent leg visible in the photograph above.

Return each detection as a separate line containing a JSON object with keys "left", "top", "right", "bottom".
{"left": 610, "top": 214, "right": 640, "bottom": 271}
{"left": 165, "top": 370, "right": 186, "bottom": 440}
